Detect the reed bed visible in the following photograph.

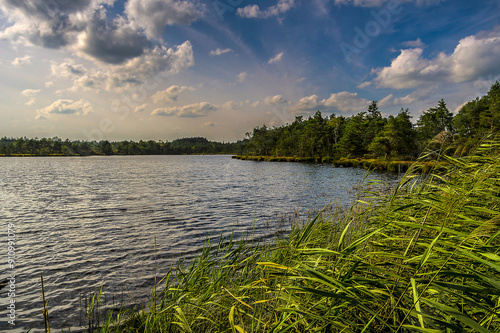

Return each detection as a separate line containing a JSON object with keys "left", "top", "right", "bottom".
{"left": 232, "top": 155, "right": 446, "bottom": 173}
{"left": 49, "top": 137, "right": 500, "bottom": 332}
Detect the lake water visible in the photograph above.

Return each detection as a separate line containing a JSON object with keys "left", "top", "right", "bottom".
{"left": 0, "top": 155, "right": 399, "bottom": 332}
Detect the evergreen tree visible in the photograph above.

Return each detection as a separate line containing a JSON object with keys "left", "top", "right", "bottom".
{"left": 416, "top": 99, "right": 453, "bottom": 147}
{"left": 339, "top": 113, "right": 367, "bottom": 157}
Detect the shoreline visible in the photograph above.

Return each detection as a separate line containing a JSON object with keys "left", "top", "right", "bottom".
{"left": 232, "top": 155, "right": 446, "bottom": 173}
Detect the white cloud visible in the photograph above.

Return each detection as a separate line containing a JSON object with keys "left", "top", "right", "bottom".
{"left": 134, "top": 103, "right": 148, "bottom": 113}
{"left": 125, "top": 0, "right": 202, "bottom": 40}
{"left": 51, "top": 59, "right": 87, "bottom": 78}
{"left": 202, "top": 121, "right": 215, "bottom": 127}
{"left": 45, "top": 81, "right": 54, "bottom": 88}
{"left": 11, "top": 55, "right": 31, "bottom": 67}
{"left": 210, "top": 48, "right": 233, "bottom": 56}
{"left": 36, "top": 99, "right": 93, "bottom": 119}
{"left": 222, "top": 101, "right": 243, "bottom": 110}
{"left": 291, "top": 94, "right": 321, "bottom": 112}
{"left": 118, "top": 41, "right": 195, "bottom": 78}
{"left": 402, "top": 38, "right": 425, "bottom": 48}
{"left": 22, "top": 89, "right": 41, "bottom": 106}
{"left": 237, "top": 71, "right": 247, "bottom": 83}
{"left": 237, "top": 0, "right": 295, "bottom": 19}
{"left": 151, "top": 102, "right": 217, "bottom": 117}
{"left": 378, "top": 87, "right": 435, "bottom": 107}
{"left": 268, "top": 52, "right": 284, "bottom": 64}
{"left": 393, "top": 87, "right": 434, "bottom": 105}
{"left": 323, "top": 91, "right": 371, "bottom": 112}
{"left": 21, "top": 89, "right": 41, "bottom": 97}
{"left": 290, "top": 92, "right": 371, "bottom": 114}
{"left": 0, "top": 1, "right": 197, "bottom": 70}
{"left": 152, "top": 85, "right": 194, "bottom": 103}
{"left": 0, "top": 1, "right": 119, "bottom": 52}
{"left": 372, "top": 29, "right": 500, "bottom": 89}
{"left": 68, "top": 41, "right": 195, "bottom": 93}
{"left": 357, "top": 81, "right": 372, "bottom": 89}
{"left": 378, "top": 94, "right": 394, "bottom": 108}
{"left": 264, "top": 95, "right": 287, "bottom": 105}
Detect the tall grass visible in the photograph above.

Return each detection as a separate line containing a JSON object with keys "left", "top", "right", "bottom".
{"left": 57, "top": 137, "right": 500, "bottom": 332}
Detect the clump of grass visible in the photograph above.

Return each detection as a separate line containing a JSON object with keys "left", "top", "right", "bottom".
{"left": 62, "top": 136, "right": 500, "bottom": 332}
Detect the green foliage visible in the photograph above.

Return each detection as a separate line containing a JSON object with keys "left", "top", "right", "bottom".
{"left": 416, "top": 99, "right": 454, "bottom": 146}
{"left": 241, "top": 82, "right": 500, "bottom": 161}
{"left": 453, "top": 81, "right": 500, "bottom": 155}
{"left": 369, "top": 108, "right": 417, "bottom": 159}
{"left": 91, "top": 135, "right": 500, "bottom": 332}
{"left": 0, "top": 137, "right": 248, "bottom": 156}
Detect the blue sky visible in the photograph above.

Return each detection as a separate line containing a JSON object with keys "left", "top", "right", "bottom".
{"left": 0, "top": 0, "right": 499, "bottom": 141}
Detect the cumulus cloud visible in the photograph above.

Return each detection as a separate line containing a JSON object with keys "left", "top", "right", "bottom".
{"left": 268, "top": 52, "right": 284, "bottom": 64}
{"left": 371, "top": 29, "right": 500, "bottom": 89}
{"left": 237, "top": 0, "right": 295, "bottom": 19}
{"left": 237, "top": 71, "right": 247, "bottom": 83}
{"left": 222, "top": 100, "right": 243, "bottom": 110}
{"left": 76, "top": 10, "right": 151, "bottom": 64}
{"left": 36, "top": 99, "right": 93, "bottom": 119}
{"left": 11, "top": 55, "right": 31, "bottom": 67}
{"left": 290, "top": 92, "right": 371, "bottom": 114}
{"left": 51, "top": 59, "right": 87, "bottom": 78}
{"left": 402, "top": 38, "right": 425, "bottom": 48}
{"left": 133, "top": 103, "right": 148, "bottom": 113}
{"left": 125, "top": 0, "right": 202, "bottom": 40}
{"left": 0, "top": 0, "right": 106, "bottom": 48}
{"left": 264, "top": 95, "right": 287, "bottom": 105}
{"left": 378, "top": 87, "right": 435, "bottom": 107}
{"left": 291, "top": 95, "right": 321, "bottom": 112}
{"left": 151, "top": 85, "right": 194, "bottom": 103}
{"left": 322, "top": 92, "right": 371, "bottom": 112}
{"left": 0, "top": 1, "right": 197, "bottom": 70}
{"left": 210, "top": 48, "right": 233, "bottom": 56}
{"left": 67, "top": 41, "right": 195, "bottom": 93}
{"left": 357, "top": 81, "right": 372, "bottom": 89}
{"left": 22, "top": 88, "right": 41, "bottom": 106}
{"left": 151, "top": 102, "right": 217, "bottom": 117}
{"left": 118, "top": 41, "right": 195, "bottom": 78}
{"left": 21, "top": 88, "right": 40, "bottom": 97}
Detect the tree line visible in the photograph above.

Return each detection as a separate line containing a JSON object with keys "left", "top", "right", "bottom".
{"left": 244, "top": 81, "right": 500, "bottom": 160}
{"left": 0, "top": 137, "right": 247, "bottom": 156}
{"left": 1, "top": 81, "right": 498, "bottom": 159}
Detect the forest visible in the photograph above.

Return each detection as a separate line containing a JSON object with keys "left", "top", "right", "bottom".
{"left": 243, "top": 81, "right": 500, "bottom": 160}
{"left": 1, "top": 81, "right": 499, "bottom": 159}
{"left": 0, "top": 136, "right": 247, "bottom": 156}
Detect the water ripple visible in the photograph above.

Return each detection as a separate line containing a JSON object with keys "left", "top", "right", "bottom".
{"left": 0, "top": 155, "right": 399, "bottom": 332}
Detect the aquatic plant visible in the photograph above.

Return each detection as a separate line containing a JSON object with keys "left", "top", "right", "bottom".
{"left": 45, "top": 136, "right": 500, "bottom": 332}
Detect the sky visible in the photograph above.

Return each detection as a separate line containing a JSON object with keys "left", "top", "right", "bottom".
{"left": 0, "top": 0, "right": 499, "bottom": 142}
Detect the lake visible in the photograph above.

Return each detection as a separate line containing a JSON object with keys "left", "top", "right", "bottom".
{"left": 0, "top": 155, "right": 399, "bottom": 332}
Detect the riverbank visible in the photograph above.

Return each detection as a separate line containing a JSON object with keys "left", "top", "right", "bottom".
{"left": 58, "top": 139, "right": 499, "bottom": 332}
{"left": 232, "top": 155, "right": 446, "bottom": 173}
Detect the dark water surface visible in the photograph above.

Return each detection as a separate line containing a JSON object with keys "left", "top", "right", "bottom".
{"left": 0, "top": 155, "right": 399, "bottom": 332}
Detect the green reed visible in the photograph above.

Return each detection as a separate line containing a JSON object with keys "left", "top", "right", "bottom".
{"left": 49, "top": 136, "right": 500, "bottom": 332}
